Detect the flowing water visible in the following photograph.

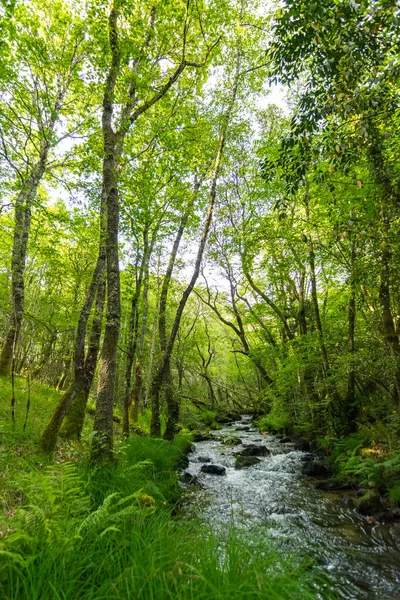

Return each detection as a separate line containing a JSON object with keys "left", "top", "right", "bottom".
{"left": 185, "top": 416, "right": 400, "bottom": 599}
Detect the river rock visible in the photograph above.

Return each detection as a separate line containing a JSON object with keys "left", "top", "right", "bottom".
{"left": 215, "top": 412, "right": 241, "bottom": 424}
{"left": 193, "top": 432, "right": 213, "bottom": 442}
{"left": 357, "top": 490, "right": 384, "bottom": 515}
{"left": 294, "top": 439, "right": 311, "bottom": 452}
{"left": 180, "top": 472, "right": 201, "bottom": 486}
{"left": 237, "top": 444, "right": 270, "bottom": 457}
{"left": 220, "top": 436, "right": 242, "bottom": 447}
{"left": 235, "top": 456, "right": 261, "bottom": 469}
{"left": 197, "top": 456, "right": 211, "bottom": 463}
{"left": 176, "top": 455, "right": 189, "bottom": 470}
{"left": 235, "top": 426, "right": 251, "bottom": 432}
{"left": 302, "top": 461, "right": 331, "bottom": 477}
{"left": 315, "top": 478, "right": 355, "bottom": 491}
{"left": 279, "top": 436, "right": 292, "bottom": 443}
{"left": 200, "top": 464, "right": 226, "bottom": 475}
{"left": 227, "top": 412, "right": 242, "bottom": 421}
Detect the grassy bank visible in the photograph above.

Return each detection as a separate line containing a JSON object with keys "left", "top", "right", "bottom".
{"left": 0, "top": 377, "right": 328, "bottom": 599}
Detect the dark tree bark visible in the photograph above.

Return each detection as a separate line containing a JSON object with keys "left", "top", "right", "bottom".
{"left": 305, "top": 214, "right": 330, "bottom": 375}
{"left": 367, "top": 123, "right": 400, "bottom": 405}
{"left": 196, "top": 327, "right": 216, "bottom": 410}
{"left": 379, "top": 202, "right": 400, "bottom": 403}
{"left": 343, "top": 239, "right": 358, "bottom": 432}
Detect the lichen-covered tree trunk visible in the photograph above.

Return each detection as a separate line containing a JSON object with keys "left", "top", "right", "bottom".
{"left": 0, "top": 155, "right": 49, "bottom": 376}
{"left": 130, "top": 248, "right": 152, "bottom": 423}
{"left": 90, "top": 6, "right": 122, "bottom": 464}
{"left": 40, "top": 246, "right": 106, "bottom": 452}
{"left": 0, "top": 61, "right": 75, "bottom": 377}
{"left": 60, "top": 263, "right": 106, "bottom": 439}
{"left": 122, "top": 229, "right": 149, "bottom": 437}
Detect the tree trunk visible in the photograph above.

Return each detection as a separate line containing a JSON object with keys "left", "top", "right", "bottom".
{"left": 40, "top": 246, "right": 106, "bottom": 452}
{"left": 163, "top": 365, "right": 180, "bottom": 440}
{"left": 368, "top": 123, "right": 400, "bottom": 405}
{"left": 122, "top": 230, "right": 149, "bottom": 437}
{"left": 379, "top": 202, "right": 400, "bottom": 403}
{"left": 149, "top": 183, "right": 201, "bottom": 437}
{"left": 60, "top": 264, "right": 106, "bottom": 439}
{"left": 91, "top": 3, "right": 196, "bottom": 461}
{"left": 0, "top": 60, "right": 76, "bottom": 377}
{"left": 0, "top": 155, "right": 49, "bottom": 376}
{"left": 130, "top": 248, "right": 152, "bottom": 423}
{"left": 90, "top": 6, "right": 122, "bottom": 464}
{"left": 307, "top": 229, "right": 329, "bottom": 374}
{"left": 150, "top": 135, "right": 226, "bottom": 436}
{"left": 344, "top": 240, "right": 357, "bottom": 432}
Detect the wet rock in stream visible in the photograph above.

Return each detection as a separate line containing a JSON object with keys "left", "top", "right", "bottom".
{"left": 197, "top": 456, "right": 211, "bottom": 463}
{"left": 235, "top": 456, "right": 261, "bottom": 468}
{"left": 302, "top": 460, "right": 331, "bottom": 477}
{"left": 315, "top": 478, "right": 356, "bottom": 491}
{"left": 176, "top": 455, "right": 189, "bottom": 470}
{"left": 237, "top": 444, "right": 270, "bottom": 457}
{"left": 279, "top": 436, "right": 292, "bottom": 443}
{"left": 192, "top": 432, "right": 214, "bottom": 442}
{"left": 220, "top": 436, "right": 242, "bottom": 447}
{"left": 357, "top": 490, "right": 385, "bottom": 515}
{"left": 200, "top": 464, "right": 226, "bottom": 475}
{"left": 180, "top": 472, "right": 201, "bottom": 486}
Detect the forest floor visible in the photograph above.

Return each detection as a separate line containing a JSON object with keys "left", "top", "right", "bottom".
{"left": 0, "top": 376, "right": 328, "bottom": 600}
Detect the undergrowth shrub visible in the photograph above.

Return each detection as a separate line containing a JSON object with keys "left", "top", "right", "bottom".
{"left": 199, "top": 409, "right": 219, "bottom": 428}
{"left": 257, "top": 407, "right": 292, "bottom": 432}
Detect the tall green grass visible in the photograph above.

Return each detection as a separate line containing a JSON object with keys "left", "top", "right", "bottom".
{"left": 0, "top": 453, "right": 322, "bottom": 599}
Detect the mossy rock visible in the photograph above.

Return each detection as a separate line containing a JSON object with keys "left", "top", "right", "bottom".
{"left": 220, "top": 436, "right": 242, "bottom": 447}
{"left": 192, "top": 431, "right": 214, "bottom": 442}
{"left": 357, "top": 490, "right": 384, "bottom": 515}
{"left": 235, "top": 456, "right": 261, "bottom": 469}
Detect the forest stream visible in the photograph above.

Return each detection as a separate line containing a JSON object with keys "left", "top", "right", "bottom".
{"left": 184, "top": 416, "right": 400, "bottom": 600}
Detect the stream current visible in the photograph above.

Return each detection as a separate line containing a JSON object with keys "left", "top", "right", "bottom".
{"left": 185, "top": 416, "right": 400, "bottom": 599}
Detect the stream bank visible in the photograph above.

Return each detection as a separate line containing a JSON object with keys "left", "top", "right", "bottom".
{"left": 182, "top": 416, "right": 400, "bottom": 600}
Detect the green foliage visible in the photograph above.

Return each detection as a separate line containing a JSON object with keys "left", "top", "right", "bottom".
{"left": 331, "top": 434, "right": 370, "bottom": 463}
{"left": 257, "top": 406, "right": 293, "bottom": 433}
{"left": 332, "top": 435, "right": 400, "bottom": 499}
{"left": 388, "top": 484, "right": 400, "bottom": 507}
{"left": 199, "top": 409, "right": 219, "bottom": 428}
